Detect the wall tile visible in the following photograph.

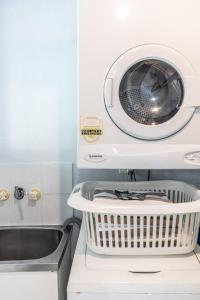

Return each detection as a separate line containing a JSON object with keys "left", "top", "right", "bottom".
{"left": 41, "top": 163, "right": 72, "bottom": 194}
{"left": 42, "top": 193, "right": 72, "bottom": 225}
{"left": 0, "top": 163, "right": 72, "bottom": 226}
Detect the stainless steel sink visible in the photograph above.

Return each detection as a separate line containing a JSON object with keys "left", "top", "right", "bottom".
{"left": 0, "top": 225, "right": 73, "bottom": 272}
{"left": 0, "top": 219, "right": 80, "bottom": 300}
{"left": 0, "top": 228, "right": 63, "bottom": 261}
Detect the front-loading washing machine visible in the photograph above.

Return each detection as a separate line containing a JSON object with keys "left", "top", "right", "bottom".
{"left": 78, "top": 0, "right": 200, "bottom": 169}
{"left": 68, "top": 227, "right": 200, "bottom": 300}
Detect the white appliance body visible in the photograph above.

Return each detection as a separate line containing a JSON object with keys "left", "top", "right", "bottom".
{"left": 78, "top": 0, "right": 200, "bottom": 169}
{"left": 67, "top": 227, "right": 200, "bottom": 300}
{"left": 73, "top": 1, "right": 200, "bottom": 299}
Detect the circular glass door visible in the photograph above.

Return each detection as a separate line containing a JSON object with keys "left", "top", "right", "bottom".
{"left": 104, "top": 45, "right": 196, "bottom": 140}
{"left": 119, "top": 59, "right": 184, "bottom": 126}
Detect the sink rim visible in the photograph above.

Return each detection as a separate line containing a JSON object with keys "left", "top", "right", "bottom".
{"left": 0, "top": 225, "right": 72, "bottom": 272}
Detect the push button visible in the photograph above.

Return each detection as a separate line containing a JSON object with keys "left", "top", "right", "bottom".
{"left": 185, "top": 152, "right": 200, "bottom": 164}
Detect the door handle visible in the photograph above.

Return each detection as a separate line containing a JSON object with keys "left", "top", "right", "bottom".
{"left": 104, "top": 78, "right": 113, "bottom": 107}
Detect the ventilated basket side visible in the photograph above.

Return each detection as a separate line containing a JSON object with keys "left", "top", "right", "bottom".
{"left": 83, "top": 212, "right": 200, "bottom": 255}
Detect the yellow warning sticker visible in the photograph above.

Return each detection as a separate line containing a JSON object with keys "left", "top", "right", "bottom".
{"left": 80, "top": 117, "right": 103, "bottom": 143}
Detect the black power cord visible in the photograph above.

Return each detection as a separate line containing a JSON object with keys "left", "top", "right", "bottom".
{"left": 147, "top": 170, "right": 151, "bottom": 181}
{"left": 63, "top": 217, "right": 81, "bottom": 232}
{"left": 128, "top": 170, "right": 136, "bottom": 182}
{"left": 128, "top": 170, "right": 151, "bottom": 182}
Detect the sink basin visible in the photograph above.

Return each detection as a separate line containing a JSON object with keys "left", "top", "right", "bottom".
{"left": 0, "top": 228, "right": 63, "bottom": 261}
{"left": 0, "top": 224, "right": 78, "bottom": 273}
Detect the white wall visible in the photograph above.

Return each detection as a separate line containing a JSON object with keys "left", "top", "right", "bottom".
{"left": 0, "top": 0, "right": 76, "bottom": 163}
{"left": 0, "top": 0, "right": 76, "bottom": 225}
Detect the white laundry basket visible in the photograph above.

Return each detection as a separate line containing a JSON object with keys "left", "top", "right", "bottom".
{"left": 68, "top": 181, "right": 200, "bottom": 255}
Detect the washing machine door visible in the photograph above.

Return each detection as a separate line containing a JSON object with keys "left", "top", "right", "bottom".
{"left": 104, "top": 45, "right": 199, "bottom": 140}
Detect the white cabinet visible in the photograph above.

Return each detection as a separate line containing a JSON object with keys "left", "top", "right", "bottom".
{"left": 0, "top": 272, "right": 58, "bottom": 300}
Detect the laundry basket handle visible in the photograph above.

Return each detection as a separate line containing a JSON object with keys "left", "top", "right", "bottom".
{"left": 68, "top": 186, "right": 200, "bottom": 215}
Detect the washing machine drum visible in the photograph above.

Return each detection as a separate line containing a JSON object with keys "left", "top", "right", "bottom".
{"left": 119, "top": 60, "right": 183, "bottom": 126}
{"left": 104, "top": 45, "right": 197, "bottom": 140}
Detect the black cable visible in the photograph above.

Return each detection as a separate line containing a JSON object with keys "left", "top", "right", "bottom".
{"left": 62, "top": 217, "right": 81, "bottom": 263}
{"left": 72, "top": 163, "right": 75, "bottom": 218}
{"left": 147, "top": 170, "right": 150, "bottom": 181}
{"left": 128, "top": 170, "right": 137, "bottom": 182}
{"left": 63, "top": 217, "right": 81, "bottom": 232}
{"left": 130, "top": 172, "right": 133, "bottom": 182}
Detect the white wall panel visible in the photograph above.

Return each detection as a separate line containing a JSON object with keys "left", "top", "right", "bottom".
{"left": 0, "top": 0, "right": 76, "bottom": 163}
{"left": 0, "top": 0, "right": 76, "bottom": 224}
